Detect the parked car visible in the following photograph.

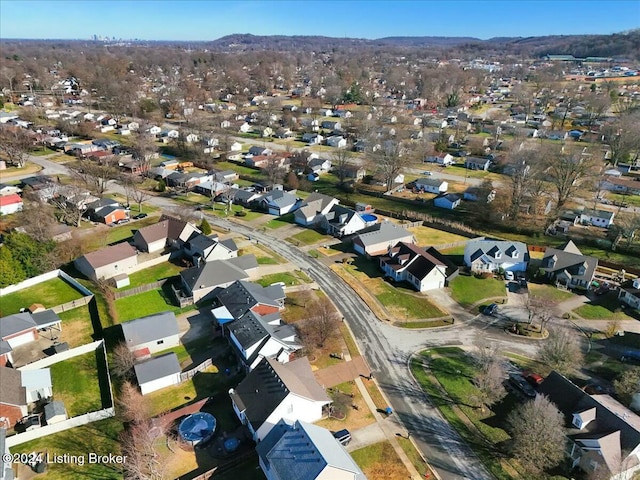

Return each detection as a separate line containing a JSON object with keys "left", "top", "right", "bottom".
{"left": 484, "top": 303, "right": 498, "bottom": 316}
{"left": 583, "top": 383, "right": 612, "bottom": 395}
{"left": 621, "top": 350, "right": 640, "bottom": 364}
{"left": 132, "top": 213, "right": 147, "bottom": 220}
{"left": 524, "top": 373, "right": 544, "bottom": 387}
{"left": 114, "top": 218, "right": 130, "bottom": 225}
{"left": 332, "top": 429, "right": 351, "bottom": 446}
{"left": 509, "top": 373, "right": 537, "bottom": 398}
{"left": 504, "top": 271, "right": 514, "bottom": 281}
{"left": 422, "top": 171, "right": 433, "bottom": 176}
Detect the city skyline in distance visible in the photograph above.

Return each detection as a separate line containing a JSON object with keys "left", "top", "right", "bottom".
{"left": 1, "top": 0, "right": 639, "bottom": 41}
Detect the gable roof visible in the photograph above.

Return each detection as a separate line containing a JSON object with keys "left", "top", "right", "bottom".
{"left": 465, "top": 239, "right": 529, "bottom": 265}
{"left": 0, "top": 366, "right": 26, "bottom": 406}
{"left": 539, "top": 371, "right": 640, "bottom": 473}
{"left": 217, "top": 280, "right": 284, "bottom": 318}
{"left": 230, "top": 357, "right": 329, "bottom": 431}
{"left": 257, "top": 419, "right": 366, "bottom": 480}
{"left": 121, "top": 311, "right": 179, "bottom": 347}
{"left": 581, "top": 208, "right": 615, "bottom": 220}
{"left": 80, "top": 242, "right": 136, "bottom": 269}
{"left": 352, "top": 221, "right": 413, "bottom": 249}
{"left": 0, "top": 194, "right": 22, "bottom": 207}
{"left": 540, "top": 242, "right": 598, "bottom": 281}
{"left": 381, "top": 242, "right": 447, "bottom": 280}
{"left": 0, "top": 312, "right": 37, "bottom": 339}
{"left": 261, "top": 189, "right": 298, "bottom": 209}
{"left": 135, "top": 215, "right": 200, "bottom": 245}
{"left": 180, "top": 257, "right": 254, "bottom": 291}
{"left": 134, "top": 352, "right": 181, "bottom": 384}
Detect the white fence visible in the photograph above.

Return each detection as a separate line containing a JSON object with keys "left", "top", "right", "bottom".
{"left": 0, "top": 268, "right": 92, "bottom": 298}
{"left": 5, "top": 408, "right": 115, "bottom": 447}
{"left": 127, "top": 253, "right": 172, "bottom": 276}
{"left": 18, "top": 340, "right": 104, "bottom": 371}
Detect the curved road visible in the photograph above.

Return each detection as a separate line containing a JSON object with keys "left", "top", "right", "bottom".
{"left": 18, "top": 153, "right": 549, "bottom": 480}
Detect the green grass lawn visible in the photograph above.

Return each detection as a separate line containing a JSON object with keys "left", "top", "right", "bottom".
{"left": 114, "top": 288, "right": 197, "bottom": 323}
{"left": 50, "top": 351, "right": 103, "bottom": 417}
{"left": 56, "top": 306, "right": 96, "bottom": 346}
{"left": 0, "top": 277, "right": 84, "bottom": 314}
{"left": 407, "top": 225, "right": 468, "bottom": 247}
{"left": 11, "top": 418, "right": 123, "bottom": 480}
{"left": 264, "top": 213, "right": 296, "bottom": 229}
{"left": 256, "top": 272, "right": 300, "bottom": 287}
{"left": 450, "top": 275, "right": 506, "bottom": 307}
{"left": 527, "top": 283, "right": 576, "bottom": 304}
{"left": 118, "top": 262, "right": 183, "bottom": 290}
{"left": 411, "top": 348, "right": 515, "bottom": 480}
{"left": 157, "top": 336, "right": 223, "bottom": 368}
{"left": 287, "top": 229, "right": 329, "bottom": 246}
{"left": 608, "top": 192, "right": 640, "bottom": 208}
{"left": 376, "top": 283, "right": 447, "bottom": 319}
{"left": 100, "top": 216, "right": 158, "bottom": 247}
{"left": 573, "top": 296, "right": 634, "bottom": 321}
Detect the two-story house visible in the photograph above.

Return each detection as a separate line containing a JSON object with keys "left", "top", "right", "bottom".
{"left": 540, "top": 240, "right": 598, "bottom": 290}
{"left": 464, "top": 239, "right": 529, "bottom": 273}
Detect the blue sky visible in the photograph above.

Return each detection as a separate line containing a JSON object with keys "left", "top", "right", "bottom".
{"left": 1, "top": 1, "right": 638, "bottom": 40}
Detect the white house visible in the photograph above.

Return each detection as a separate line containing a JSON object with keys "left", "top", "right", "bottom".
{"left": 580, "top": 208, "right": 615, "bottom": 228}
{"left": 322, "top": 204, "right": 368, "bottom": 237}
{"left": 293, "top": 193, "right": 339, "bottom": 227}
{"left": 230, "top": 141, "right": 242, "bottom": 151}
{"left": 134, "top": 353, "right": 182, "bottom": 395}
{"left": 239, "top": 122, "right": 252, "bottom": 133}
{"left": 120, "top": 311, "right": 180, "bottom": 357}
{"left": 229, "top": 357, "right": 331, "bottom": 441}
{"left": 415, "top": 178, "right": 448, "bottom": 194}
{"left": 146, "top": 125, "right": 161, "bottom": 136}
{"left": 434, "top": 193, "right": 461, "bottom": 210}
{"left": 21, "top": 368, "right": 53, "bottom": 404}
{"left": 380, "top": 243, "right": 453, "bottom": 292}
{"left": 0, "top": 194, "right": 23, "bottom": 215}
{"left": 74, "top": 242, "right": 138, "bottom": 281}
{"left": 302, "top": 132, "right": 323, "bottom": 145}
{"left": 464, "top": 239, "right": 529, "bottom": 273}
{"left": 618, "top": 278, "right": 640, "bottom": 310}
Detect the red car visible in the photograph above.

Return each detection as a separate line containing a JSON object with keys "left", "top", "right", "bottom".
{"left": 524, "top": 372, "right": 544, "bottom": 387}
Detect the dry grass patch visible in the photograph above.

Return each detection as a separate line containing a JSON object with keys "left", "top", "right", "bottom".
{"left": 316, "top": 381, "right": 376, "bottom": 431}
{"left": 351, "top": 441, "right": 409, "bottom": 480}
{"left": 407, "top": 225, "right": 468, "bottom": 247}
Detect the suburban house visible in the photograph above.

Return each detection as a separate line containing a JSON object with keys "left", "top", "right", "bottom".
{"left": 580, "top": 208, "right": 615, "bottom": 228}
{"left": 256, "top": 419, "right": 366, "bottom": 480}
{"left": 464, "top": 239, "right": 529, "bottom": 273}
{"left": 326, "top": 135, "right": 347, "bottom": 148}
{"left": 0, "top": 310, "right": 62, "bottom": 366}
{"left": 0, "top": 367, "right": 27, "bottom": 426}
{"left": 85, "top": 198, "right": 129, "bottom": 225}
{"left": 133, "top": 216, "right": 201, "bottom": 254}
{"left": 415, "top": 178, "right": 448, "bottom": 194}
{"left": 426, "top": 153, "right": 456, "bottom": 166}
{"left": 352, "top": 222, "right": 416, "bottom": 257}
{"left": 0, "top": 183, "right": 21, "bottom": 197}
{"left": 183, "top": 234, "right": 238, "bottom": 264}
{"left": 434, "top": 193, "right": 461, "bottom": 210}
{"left": 21, "top": 368, "right": 53, "bottom": 404}
{"left": 74, "top": 242, "right": 138, "bottom": 281}
{"left": 465, "top": 157, "right": 491, "bottom": 171}
{"left": 302, "top": 133, "right": 323, "bottom": 145}
{"left": 134, "top": 352, "right": 182, "bottom": 395}
{"left": 618, "top": 278, "right": 640, "bottom": 310}
{"left": 321, "top": 204, "right": 369, "bottom": 237}
{"left": 539, "top": 371, "right": 640, "bottom": 480}
{"left": 229, "top": 188, "right": 262, "bottom": 207}
{"left": 600, "top": 176, "right": 640, "bottom": 196}
{"left": 215, "top": 280, "right": 285, "bottom": 319}
{"left": 229, "top": 357, "right": 331, "bottom": 441}
{"left": 180, "top": 255, "right": 258, "bottom": 303}
{"left": 121, "top": 311, "right": 180, "bottom": 357}
{"left": 293, "top": 193, "right": 340, "bottom": 227}
{"left": 380, "top": 243, "right": 459, "bottom": 292}
{"left": 540, "top": 240, "right": 598, "bottom": 290}
{"left": 259, "top": 189, "right": 300, "bottom": 216}
{"left": 0, "top": 193, "right": 23, "bottom": 216}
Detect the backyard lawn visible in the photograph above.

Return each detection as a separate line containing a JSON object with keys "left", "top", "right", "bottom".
{"left": 0, "top": 277, "right": 84, "bottom": 314}
{"left": 114, "top": 288, "right": 197, "bottom": 323}
{"left": 11, "top": 418, "right": 123, "bottom": 480}
{"left": 50, "top": 350, "right": 105, "bottom": 417}
{"left": 264, "top": 213, "right": 296, "bottom": 229}
{"left": 118, "top": 262, "right": 184, "bottom": 290}
{"left": 573, "top": 293, "right": 634, "bottom": 321}
{"left": 351, "top": 441, "right": 409, "bottom": 479}
{"left": 256, "top": 271, "right": 303, "bottom": 287}
{"left": 237, "top": 243, "right": 287, "bottom": 265}
{"left": 56, "top": 305, "right": 96, "bottom": 346}
{"left": 407, "top": 225, "right": 468, "bottom": 247}
{"left": 449, "top": 274, "right": 506, "bottom": 307}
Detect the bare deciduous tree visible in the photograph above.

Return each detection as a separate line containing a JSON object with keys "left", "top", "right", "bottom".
{"left": 0, "top": 127, "right": 31, "bottom": 168}
{"left": 332, "top": 148, "right": 353, "bottom": 185}
{"left": 299, "top": 297, "right": 341, "bottom": 348}
{"left": 537, "top": 328, "right": 584, "bottom": 376}
{"left": 613, "top": 367, "right": 640, "bottom": 407}
{"left": 471, "top": 343, "right": 507, "bottom": 412}
{"left": 507, "top": 394, "right": 566, "bottom": 476}
{"left": 111, "top": 343, "right": 137, "bottom": 382}
{"left": 544, "top": 146, "right": 597, "bottom": 211}
{"left": 263, "top": 157, "right": 286, "bottom": 186}
{"left": 525, "top": 295, "right": 555, "bottom": 332}
{"left": 372, "top": 138, "right": 410, "bottom": 192}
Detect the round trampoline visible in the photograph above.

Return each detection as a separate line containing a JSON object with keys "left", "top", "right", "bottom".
{"left": 178, "top": 413, "right": 216, "bottom": 446}
{"left": 361, "top": 213, "right": 377, "bottom": 223}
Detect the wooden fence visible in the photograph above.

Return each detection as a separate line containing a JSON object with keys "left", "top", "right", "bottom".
{"left": 113, "top": 279, "right": 168, "bottom": 300}
{"left": 180, "top": 358, "right": 213, "bottom": 382}
{"left": 51, "top": 294, "right": 94, "bottom": 313}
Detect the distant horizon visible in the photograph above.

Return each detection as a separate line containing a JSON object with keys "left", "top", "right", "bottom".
{"left": 1, "top": 0, "right": 638, "bottom": 41}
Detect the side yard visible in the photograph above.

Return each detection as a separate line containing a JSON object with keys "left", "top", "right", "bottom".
{"left": 0, "top": 277, "right": 85, "bottom": 314}
{"left": 449, "top": 274, "right": 507, "bottom": 309}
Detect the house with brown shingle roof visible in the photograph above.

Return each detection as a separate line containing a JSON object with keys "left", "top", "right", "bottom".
{"left": 74, "top": 242, "right": 138, "bottom": 281}
{"left": 539, "top": 371, "right": 640, "bottom": 480}
{"left": 133, "top": 215, "right": 200, "bottom": 253}
{"left": 229, "top": 357, "right": 330, "bottom": 441}
{"left": 0, "top": 366, "right": 27, "bottom": 427}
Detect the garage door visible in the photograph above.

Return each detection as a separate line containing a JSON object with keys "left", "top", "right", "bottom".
{"left": 7, "top": 330, "right": 36, "bottom": 348}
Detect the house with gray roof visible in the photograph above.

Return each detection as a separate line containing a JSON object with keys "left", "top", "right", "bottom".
{"left": 229, "top": 357, "right": 330, "bottom": 441}
{"left": 120, "top": 311, "right": 180, "bottom": 357}
{"left": 180, "top": 255, "right": 258, "bottom": 303}
{"left": 464, "top": 239, "right": 529, "bottom": 273}
{"left": 540, "top": 240, "right": 598, "bottom": 290}
{"left": 132, "top": 215, "right": 201, "bottom": 253}
{"left": 415, "top": 177, "right": 448, "bottom": 194}
{"left": 580, "top": 208, "right": 615, "bottom": 228}
{"left": 618, "top": 278, "right": 640, "bottom": 310}
{"left": 434, "top": 193, "right": 461, "bottom": 210}
{"left": 321, "top": 204, "right": 369, "bottom": 237}
{"left": 74, "top": 242, "right": 138, "bottom": 281}
{"left": 183, "top": 234, "right": 238, "bottom": 264}
{"left": 215, "top": 280, "right": 285, "bottom": 320}
{"left": 134, "top": 352, "right": 181, "bottom": 395}
{"left": 257, "top": 419, "right": 366, "bottom": 480}
{"left": 44, "top": 400, "right": 67, "bottom": 424}
{"left": 259, "top": 189, "right": 300, "bottom": 216}
{"left": 0, "top": 310, "right": 62, "bottom": 366}
{"left": 465, "top": 157, "right": 491, "bottom": 171}
{"left": 294, "top": 193, "right": 339, "bottom": 227}
{"left": 539, "top": 371, "right": 640, "bottom": 480}
{"left": 352, "top": 221, "right": 416, "bottom": 257}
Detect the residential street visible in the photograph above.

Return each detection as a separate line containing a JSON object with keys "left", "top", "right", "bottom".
{"left": 15, "top": 152, "right": 626, "bottom": 480}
